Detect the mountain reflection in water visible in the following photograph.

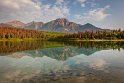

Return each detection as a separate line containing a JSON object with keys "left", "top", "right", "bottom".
{"left": 0, "top": 41, "right": 124, "bottom": 83}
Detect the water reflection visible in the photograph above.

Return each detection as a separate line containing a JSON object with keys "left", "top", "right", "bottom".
{"left": 89, "top": 58, "right": 107, "bottom": 70}
{"left": 0, "top": 41, "right": 124, "bottom": 83}
{"left": 0, "top": 41, "right": 124, "bottom": 57}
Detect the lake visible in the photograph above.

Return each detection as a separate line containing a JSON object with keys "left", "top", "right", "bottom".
{"left": 0, "top": 41, "right": 124, "bottom": 83}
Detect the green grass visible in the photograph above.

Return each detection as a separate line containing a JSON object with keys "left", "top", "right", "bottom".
{"left": 0, "top": 38, "right": 23, "bottom": 41}
{"left": 0, "top": 38, "right": 124, "bottom": 42}
{"left": 41, "top": 31, "right": 65, "bottom": 36}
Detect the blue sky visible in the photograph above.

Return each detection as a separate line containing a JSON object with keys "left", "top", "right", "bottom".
{"left": 0, "top": 0, "right": 124, "bottom": 29}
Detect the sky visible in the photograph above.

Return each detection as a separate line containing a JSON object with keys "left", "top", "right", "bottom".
{"left": 0, "top": 0, "right": 124, "bottom": 29}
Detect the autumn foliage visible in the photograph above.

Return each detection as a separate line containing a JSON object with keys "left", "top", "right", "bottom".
{"left": 0, "top": 25, "right": 44, "bottom": 39}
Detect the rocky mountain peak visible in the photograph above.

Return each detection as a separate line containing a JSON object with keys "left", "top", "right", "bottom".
{"left": 6, "top": 20, "right": 25, "bottom": 27}
{"left": 54, "top": 18, "right": 69, "bottom": 26}
{"left": 2, "top": 18, "right": 106, "bottom": 32}
{"left": 84, "top": 23, "right": 95, "bottom": 27}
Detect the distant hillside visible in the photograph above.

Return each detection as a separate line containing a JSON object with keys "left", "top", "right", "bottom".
{"left": 0, "top": 23, "right": 14, "bottom": 27}
{"left": 23, "top": 21, "right": 44, "bottom": 30}
{"left": 6, "top": 20, "right": 25, "bottom": 27}
{"left": 5, "top": 18, "right": 109, "bottom": 33}
{"left": 79, "top": 23, "right": 103, "bottom": 32}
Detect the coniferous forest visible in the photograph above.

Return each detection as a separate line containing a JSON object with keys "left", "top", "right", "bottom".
{"left": 51, "top": 29, "right": 124, "bottom": 41}
{"left": 0, "top": 25, "right": 64, "bottom": 40}
{"left": 0, "top": 26, "right": 43, "bottom": 39}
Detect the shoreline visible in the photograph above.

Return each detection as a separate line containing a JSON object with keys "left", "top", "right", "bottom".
{"left": 0, "top": 38, "right": 124, "bottom": 42}
{"left": 73, "top": 39, "right": 124, "bottom": 42}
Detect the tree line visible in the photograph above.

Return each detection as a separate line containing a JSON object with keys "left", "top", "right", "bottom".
{"left": 0, "top": 26, "right": 45, "bottom": 39}
{"left": 52, "top": 29, "right": 124, "bottom": 40}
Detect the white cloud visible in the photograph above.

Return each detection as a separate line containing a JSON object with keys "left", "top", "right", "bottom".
{"left": 77, "top": 0, "right": 86, "bottom": 7}
{"left": 0, "top": 0, "right": 42, "bottom": 22}
{"left": 0, "top": 0, "right": 70, "bottom": 23}
{"left": 55, "top": 0, "right": 64, "bottom": 5}
{"left": 74, "top": 5, "right": 110, "bottom": 23}
{"left": 40, "top": 2, "right": 70, "bottom": 22}
{"left": 88, "top": 5, "right": 110, "bottom": 21}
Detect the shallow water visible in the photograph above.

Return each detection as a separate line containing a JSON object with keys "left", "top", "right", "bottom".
{"left": 0, "top": 41, "right": 124, "bottom": 83}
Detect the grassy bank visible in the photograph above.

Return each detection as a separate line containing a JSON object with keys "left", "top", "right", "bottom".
{"left": 0, "top": 38, "right": 124, "bottom": 42}
{"left": 73, "top": 39, "right": 124, "bottom": 42}
{"left": 48, "top": 37, "right": 124, "bottom": 42}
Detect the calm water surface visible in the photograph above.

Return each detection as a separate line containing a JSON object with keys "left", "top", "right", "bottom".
{"left": 0, "top": 41, "right": 124, "bottom": 83}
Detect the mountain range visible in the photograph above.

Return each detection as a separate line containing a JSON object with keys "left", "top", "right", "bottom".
{"left": 3, "top": 18, "right": 109, "bottom": 33}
